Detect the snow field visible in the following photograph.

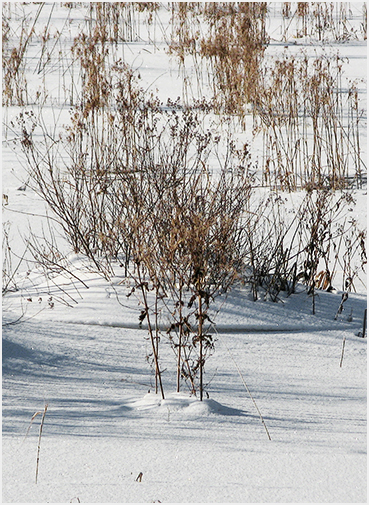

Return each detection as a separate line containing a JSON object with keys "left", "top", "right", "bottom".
{"left": 3, "top": 298, "right": 366, "bottom": 502}
{"left": 2, "top": 437, "right": 366, "bottom": 503}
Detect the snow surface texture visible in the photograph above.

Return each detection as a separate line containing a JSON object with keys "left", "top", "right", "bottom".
{"left": 3, "top": 271, "right": 367, "bottom": 502}
{"left": 3, "top": 310, "right": 367, "bottom": 503}
{"left": 2, "top": 3, "right": 367, "bottom": 503}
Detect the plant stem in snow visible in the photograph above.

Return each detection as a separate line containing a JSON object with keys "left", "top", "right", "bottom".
{"left": 137, "top": 266, "right": 165, "bottom": 400}
{"left": 176, "top": 281, "right": 183, "bottom": 393}
{"left": 340, "top": 336, "right": 346, "bottom": 368}
{"left": 198, "top": 284, "right": 204, "bottom": 401}
{"left": 35, "top": 403, "right": 48, "bottom": 484}
{"left": 225, "top": 342, "right": 271, "bottom": 441}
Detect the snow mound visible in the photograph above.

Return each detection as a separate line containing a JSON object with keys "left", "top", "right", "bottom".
{"left": 130, "top": 392, "right": 245, "bottom": 418}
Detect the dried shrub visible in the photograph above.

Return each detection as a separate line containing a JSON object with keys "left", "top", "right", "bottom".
{"left": 254, "top": 53, "right": 365, "bottom": 190}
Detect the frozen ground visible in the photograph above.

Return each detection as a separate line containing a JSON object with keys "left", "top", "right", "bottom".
{"left": 2, "top": 2, "right": 367, "bottom": 503}
{"left": 2, "top": 266, "right": 367, "bottom": 502}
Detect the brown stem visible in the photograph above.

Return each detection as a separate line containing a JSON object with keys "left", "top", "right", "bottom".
{"left": 137, "top": 267, "right": 165, "bottom": 400}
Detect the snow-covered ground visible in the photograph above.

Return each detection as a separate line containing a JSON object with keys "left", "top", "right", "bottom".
{"left": 2, "top": 253, "right": 367, "bottom": 502}
{"left": 2, "top": 277, "right": 367, "bottom": 502}
{"left": 2, "top": 2, "right": 367, "bottom": 503}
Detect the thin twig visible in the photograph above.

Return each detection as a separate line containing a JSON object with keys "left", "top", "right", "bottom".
{"left": 214, "top": 326, "right": 271, "bottom": 441}
{"left": 228, "top": 348, "right": 271, "bottom": 440}
{"left": 35, "top": 404, "right": 48, "bottom": 484}
{"left": 340, "top": 335, "right": 346, "bottom": 368}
